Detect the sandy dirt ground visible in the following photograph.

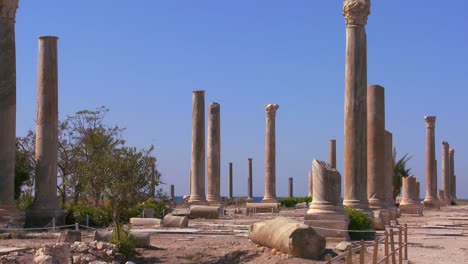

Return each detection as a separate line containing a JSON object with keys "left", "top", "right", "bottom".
{"left": 1, "top": 205, "right": 467, "bottom": 263}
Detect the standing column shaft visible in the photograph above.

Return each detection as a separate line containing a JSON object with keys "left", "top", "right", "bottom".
{"left": 441, "top": 142, "right": 450, "bottom": 201}
{"left": 449, "top": 149, "right": 455, "bottom": 200}
{"left": 384, "top": 131, "right": 394, "bottom": 207}
{"left": 329, "top": 140, "right": 336, "bottom": 169}
{"left": 423, "top": 116, "right": 439, "bottom": 209}
{"left": 0, "top": 0, "right": 19, "bottom": 206}
{"left": 262, "top": 104, "right": 279, "bottom": 203}
{"left": 207, "top": 103, "right": 221, "bottom": 204}
{"left": 228, "top": 162, "right": 233, "bottom": 199}
{"left": 343, "top": 0, "right": 371, "bottom": 210}
{"left": 188, "top": 91, "right": 207, "bottom": 204}
{"left": 367, "top": 85, "right": 386, "bottom": 209}
{"left": 150, "top": 157, "right": 156, "bottom": 197}
{"left": 170, "top": 185, "right": 175, "bottom": 201}
{"left": 288, "top": 177, "right": 293, "bottom": 198}
{"left": 247, "top": 158, "right": 253, "bottom": 200}
{"left": 308, "top": 169, "right": 313, "bottom": 198}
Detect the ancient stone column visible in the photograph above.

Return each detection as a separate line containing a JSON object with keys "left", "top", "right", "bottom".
{"left": 367, "top": 85, "right": 386, "bottom": 209}
{"left": 437, "top": 190, "right": 447, "bottom": 207}
{"left": 149, "top": 157, "right": 156, "bottom": 197}
{"left": 384, "top": 131, "right": 397, "bottom": 219}
{"left": 26, "top": 36, "right": 64, "bottom": 227}
{"left": 449, "top": 149, "right": 455, "bottom": 200}
{"left": 288, "top": 177, "right": 293, "bottom": 198}
{"left": 453, "top": 175, "right": 457, "bottom": 200}
{"left": 206, "top": 102, "right": 221, "bottom": 204}
{"left": 0, "top": 0, "right": 21, "bottom": 224}
{"left": 329, "top": 140, "right": 336, "bottom": 169}
{"left": 247, "top": 158, "right": 253, "bottom": 201}
{"left": 305, "top": 160, "right": 349, "bottom": 239}
{"left": 400, "top": 177, "right": 422, "bottom": 216}
{"left": 262, "top": 104, "right": 279, "bottom": 203}
{"left": 441, "top": 142, "right": 450, "bottom": 202}
{"left": 228, "top": 162, "right": 233, "bottom": 199}
{"left": 308, "top": 169, "right": 313, "bottom": 198}
{"left": 423, "top": 116, "right": 439, "bottom": 209}
{"left": 416, "top": 181, "right": 421, "bottom": 203}
{"left": 170, "top": 185, "right": 175, "bottom": 201}
{"left": 343, "top": 0, "right": 371, "bottom": 210}
{"left": 188, "top": 91, "right": 207, "bottom": 205}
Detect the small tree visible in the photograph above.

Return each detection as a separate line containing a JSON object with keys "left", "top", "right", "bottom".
{"left": 392, "top": 148, "right": 413, "bottom": 200}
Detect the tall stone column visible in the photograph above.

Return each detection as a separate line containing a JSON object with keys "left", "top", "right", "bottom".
{"left": 26, "top": 36, "right": 64, "bottom": 227}
{"left": 441, "top": 142, "right": 450, "bottom": 202}
{"left": 262, "top": 104, "right": 279, "bottom": 203}
{"left": 170, "top": 185, "right": 175, "bottom": 201}
{"left": 247, "top": 158, "right": 253, "bottom": 201}
{"left": 308, "top": 169, "right": 313, "bottom": 198}
{"left": 188, "top": 91, "right": 207, "bottom": 205}
{"left": 385, "top": 131, "right": 397, "bottom": 219}
{"left": 423, "top": 116, "right": 439, "bottom": 209}
{"left": 228, "top": 162, "right": 233, "bottom": 199}
{"left": 343, "top": 0, "right": 371, "bottom": 210}
{"left": 449, "top": 149, "right": 455, "bottom": 200}
{"left": 206, "top": 102, "right": 221, "bottom": 204}
{"left": 329, "top": 140, "right": 336, "bottom": 169}
{"left": 367, "top": 85, "right": 386, "bottom": 209}
{"left": 0, "top": 0, "right": 22, "bottom": 224}
{"left": 288, "top": 177, "right": 293, "bottom": 198}
{"left": 149, "top": 157, "right": 156, "bottom": 197}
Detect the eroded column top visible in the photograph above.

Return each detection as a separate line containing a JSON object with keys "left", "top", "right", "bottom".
{"left": 343, "top": 0, "right": 371, "bottom": 27}
{"left": 265, "top": 104, "right": 279, "bottom": 117}
{"left": 209, "top": 102, "right": 220, "bottom": 115}
{"left": 424, "top": 116, "right": 436, "bottom": 128}
{"left": 442, "top": 141, "right": 449, "bottom": 149}
{"left": 0, "top": 0, "right": 19, "bottom": 21}
{"left": 449, "top": 149, "right": 455, "bottom": 155}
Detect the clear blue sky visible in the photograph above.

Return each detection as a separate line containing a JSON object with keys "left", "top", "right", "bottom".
{"left": 15, "top": 1, "right": 468, "bottom": 199}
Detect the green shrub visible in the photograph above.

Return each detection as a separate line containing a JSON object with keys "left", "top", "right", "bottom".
{"left": 65, "top": 204, "right": 112, "bottom": 227}
{"left": 17, "top": 192, "right": 34, "bottom": 211}
{"left": 279, "top": 197, "right": 312, "bottom": 208}
{"left": 111, "top": 225, "right": 137, "bottom": 260}
{"left": 344, "top": 206, "right": 375, "bottom": 240}
{"left": 122, "top": 198, "right": 168, "bottom": 222}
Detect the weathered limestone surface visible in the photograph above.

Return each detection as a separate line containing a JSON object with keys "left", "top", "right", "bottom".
{"left": 163, "top": 214, "right": 189, "bottom": 228}
{"left": 343, "top": 0, "right": 371, "bottom": 211}
{"left": 228, "top": 162, "right": 233, "bottom": 199}
{"left": 246, "top": 203, "right": 279, "bottom": 213}
{"left": 188, "top": 205, "right": 220, "bottom": 219}
{"left": 262, "top": 104, "right": 279, "bottom": 203}
{"left": 441, "top": 142, "right": 451, "bottom": 202}
{"left": 384, "top": 131, "right": 398, "bottom": 220}
{"left": 188, "top": 91, "right": 207, "bottom": 205}
{"left": 400, "top": 177, "right": 422, "bottom": 216}
{"left": 26, "top": 36, "right": 64, "bottom": 227}
{"left": 449, "top": 149, "right": 456, "bottom": 200}
{"left": 308, "top": 169, "right": 313, "bottom": 198}
{"left": 0, "top": 0, "right": 24, "bottom": 225}
{"left": 247, "top": 158, "right": 253, "bottom": 201}
{"left": 423, "top": 116, "right": 440, "bottom": 209}
{"left": 57, "top": 230, "right": 81, "bottom": 243}
{"left": 305, "top": 160, "right": 350, "bottom": 239}
{"left": 329, "top": 139, "right": 336, "bottom": 169}
{"left": 288, "top": 177, "right": 293, "bottom": 198}
{"left": 130, "top": 218, "right": 162, "bottom": 227}
{"left": 438, "top": 190, "right": 448, "bottom": 207}
{"left": 207, "top": 102, "right": 221, "bottom": 204}
{"left": 249, "top": 217, "right": 326, "bottom": 259}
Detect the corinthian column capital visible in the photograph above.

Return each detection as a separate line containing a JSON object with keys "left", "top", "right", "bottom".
{"left": 343, "top": 0, "right": 371, "bottom": 27}
{"left": 265, "top": 104, "right": 279, "bottom": 118}
{"left": 424, "top": 116, "right": 436, "bottom": 128}
{"left": 0, "top": 0, "right": 19, "bottom": 21}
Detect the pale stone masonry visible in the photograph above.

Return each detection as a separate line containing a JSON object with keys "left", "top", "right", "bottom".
{"left": 0, "top": 0, "right": 23, "bottom": 225}
{"left": 247, "top": 158, "right": 253, "bottom": 201}
{"left": 228, "top": 162, "right": 233, "bottom": 199}
{"left": 308, "top": 169, "right": 313, "bottom": 198}
{"left": 449, "top": 149, "right": 456, "bottom": 200}
{"left": 207, "top": 102, "right": 221, "bottom": 204}
{"left": 385, "top": 131, "right": 398, "bottom": 220}
{"left": 188, "top": 91, "right": 207, "bottom": 205}
{"left": 329, "top": 139, "right": 336, "bottom": 169}
{"left": 400, "top": 177, "right": 423, "bottom": 216}
{"left": 288, "top": 177, "right": 293, "bottom": 198}
{"left": 26, "top": 36, "right": 64, "bottom": 227}
{"left": 262, "top": 104, "right": 279, "bottom": 203}
{"left": 423, "top": 116, "right": 439, "bottom": 209}
{"left": 441, "top": 142, "right": 451, "bottom": 202}
{"left": 343, "top": 0, "right": 371, "bottom": 211}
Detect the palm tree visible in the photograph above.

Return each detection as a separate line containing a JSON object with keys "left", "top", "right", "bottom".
{"left": 393, "top": 147, "right": 413, "bottom": 200}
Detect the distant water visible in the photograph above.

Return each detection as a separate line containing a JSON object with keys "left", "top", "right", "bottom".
{"left": 174, "top": 196, "right": 275, "bottom": 204}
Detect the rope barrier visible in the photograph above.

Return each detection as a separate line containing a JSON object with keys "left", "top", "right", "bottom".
{"left": 0, "top": 224, "right": 76, "bottom": 231}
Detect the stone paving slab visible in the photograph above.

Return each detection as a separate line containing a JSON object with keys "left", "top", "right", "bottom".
{"left": 0, "top": 246, "right": 28, "bottom": 255}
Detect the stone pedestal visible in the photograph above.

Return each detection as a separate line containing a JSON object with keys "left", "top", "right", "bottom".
{"left": 423, "top": 116, "right": 439, "bottom": 209}
{"left": 399, "top": 177, "right": 422, "bottom": 216}
{"left": 441, "top": 142, "right": 451, "bottom": 202}
{"left": 0, "top": 0, "right": 24, "bottom": 226}
{"left": 247, "top": 158, "right": 253, "bottom": 201}
{"left": 342, "top": 0, "right": 371, "bottom": 211}
{"left": 228, "top": 162, "right": 233, "bottom": 199}
{"left": 288, "top": 177, "right": 293, "bottom": 198}
{"left": 262, "top": 104, "right": 279, "bottom": 203}
{"left": 26, "top": 36, "right": 64, "bottom": 227}
{"left": 305, "top": 160, "right": 350, "bottom": 239}
{"left": 308, "top": 169, "right": 313, "bottom": 198}
{"left": 329, "top": 139, "right": 336, "bottom": 169}
{"left": 207, "top": 103, "right": 221, "bottom": 204}
{"left": 188, "top": 91, "right": 207, "bottom": 205}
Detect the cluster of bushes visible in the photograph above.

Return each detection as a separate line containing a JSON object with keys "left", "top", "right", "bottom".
{"left": 279, "top": 197, "right": 312, "bottom": 208}
{"left": 344, "top": 206, "right": 375, "bottom": 240}
{"left": 65, "top": 198, "right": 168, "bottom": 227}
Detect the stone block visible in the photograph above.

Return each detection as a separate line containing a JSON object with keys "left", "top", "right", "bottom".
{"left": 57, "top": 230, "right": 81, "bottom": 243}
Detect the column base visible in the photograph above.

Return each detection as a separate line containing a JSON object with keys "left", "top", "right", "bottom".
{"left": 187, "top": 195, "right": 208, "bottom": 205}
{"left": 343, "top": 199, "right": 370, "bottom": 211}
{"left": 304, "top": 212, "right": 350, "bottom": 240}
{"left": 261, "top": 196, "right": 277, "bottom": 203}
{"left": 26, "top": 205, "right": 64, "bottom": 228}
{"left": 399, "top": 203, "right": 423, "bottom": 216}
{"left": 0, "top": 204, "right": 25, "bottom": 227}
{"left": 423, "top": 197, "right": 440, "bottom": 210}
{"left": 206, "top": 195, "right": 221, "bottom": 205}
